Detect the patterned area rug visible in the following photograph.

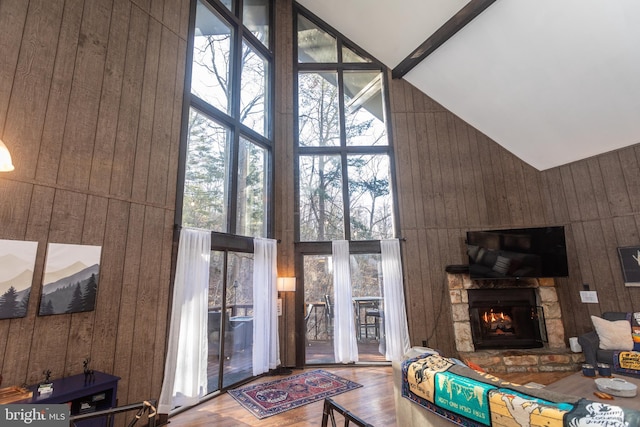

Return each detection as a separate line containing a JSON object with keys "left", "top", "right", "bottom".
{"left": 228, "top": 369, "right": 362, "bottom": 419}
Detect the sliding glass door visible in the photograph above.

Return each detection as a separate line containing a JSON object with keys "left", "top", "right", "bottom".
{"left": 207, "top": 250, "right": 254, "bottom": 393}
{"left": 303, "top": 253, "right": 386, "bottom": 364}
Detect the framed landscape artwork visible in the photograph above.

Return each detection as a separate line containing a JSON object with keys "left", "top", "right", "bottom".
{"left": 618, "top": 246, "right": 640, "bottom": 287}
{"left": 0, "top": 239, "right": 38, "bottom": 319}
{"left": 39, "top": 243, "right": 102, "bottom": 316}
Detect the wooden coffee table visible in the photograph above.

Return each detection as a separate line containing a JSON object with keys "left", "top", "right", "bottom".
{"left": 545, "top": 372, "right": 640, "bottom": 411}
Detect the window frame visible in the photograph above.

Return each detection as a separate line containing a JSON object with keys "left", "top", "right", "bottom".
{"left": 176, "top": 0, "right": 275, "bottom": 238}
{"left": 293, "top": 4, "right": 400, "bottom": 244}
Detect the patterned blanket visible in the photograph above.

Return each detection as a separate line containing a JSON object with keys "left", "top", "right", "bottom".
{"left": 402, "top": 353, "right": 640, "bottom": 427}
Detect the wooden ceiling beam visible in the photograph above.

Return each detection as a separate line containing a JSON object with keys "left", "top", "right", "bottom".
{"left": 391, "top": 0, "right": 496, "bottom": 79}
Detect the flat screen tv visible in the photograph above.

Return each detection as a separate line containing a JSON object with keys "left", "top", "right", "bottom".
{"left": 466, "top": 226, "right": 568, "bottom": 280}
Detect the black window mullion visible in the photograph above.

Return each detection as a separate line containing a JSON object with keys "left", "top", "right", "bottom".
{"left": 227, "top": 2, "right": 244, "bottom": 235}
{"left": 217, "top": 249, "right": 229, "bottom": 390}
{"left": 336, "top": 69, "right": 351, "bottom": 240}
{"left": 380, "top": 70, "right": 402, "bottom": 240}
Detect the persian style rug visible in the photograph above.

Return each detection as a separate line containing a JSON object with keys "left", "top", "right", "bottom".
{"left": 228, "top": 369, "right": 362, "bottom": 419}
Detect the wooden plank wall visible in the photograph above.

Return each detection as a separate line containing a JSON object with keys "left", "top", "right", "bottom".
{"left": 0, "top": 0, "right": 190, "bottom": 412}
{"left": 388, "top": 77, "right": 551, "bottom": 356}
{"left": 273, "top": 0, "right": 297, "bottom": 368}
{"left": 542, "top": 148, "right": 640, "bottom": 338}
{"left": 389, "top": 75, "right": 640, "bottom": 356}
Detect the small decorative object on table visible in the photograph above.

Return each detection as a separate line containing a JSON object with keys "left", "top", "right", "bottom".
{"left": 38, "top": 369, "right": 53, "bottom": 395}
{"left": 83, "top": 358, "right": 95, "bottom": 384}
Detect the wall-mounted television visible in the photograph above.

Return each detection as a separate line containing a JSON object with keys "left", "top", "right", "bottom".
{"left": 466, "top": 226, "right": 568, "bottom": 280}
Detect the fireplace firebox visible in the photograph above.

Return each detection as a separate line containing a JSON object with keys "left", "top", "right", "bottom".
{"left": 468, "top": 288, "right": 546, "bottom": 350}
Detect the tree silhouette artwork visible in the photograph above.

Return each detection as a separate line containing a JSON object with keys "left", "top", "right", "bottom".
{"left": 38, "top": 243, "right": 101, "bottom": 316}
{"left": 0, "top": 286, "right": 19, "bottom": 319}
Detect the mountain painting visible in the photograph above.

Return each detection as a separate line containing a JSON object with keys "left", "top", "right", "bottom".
{"left": 0, "top": 239, "right": 38, "bottom": 320}
{"left": 39, "top": 243, "right": 102, "bottom": 316}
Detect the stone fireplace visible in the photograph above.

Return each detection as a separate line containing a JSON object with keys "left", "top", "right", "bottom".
{"left": 447, "top": 271, "right": 583, "bottom": 373}
{"left": 468, "top": 287, "right": 544, "bottom": 350}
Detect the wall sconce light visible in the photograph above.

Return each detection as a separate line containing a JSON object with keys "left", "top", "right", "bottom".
{"left": 277, "top": 277, "right": 296, "bottom": 293}
{"left": 0, "top": 138, "right": 15, "bottom": 172}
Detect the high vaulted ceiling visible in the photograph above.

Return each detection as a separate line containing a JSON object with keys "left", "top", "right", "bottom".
{"left": 297, "top": 0, "right": 640, "bottom": 171}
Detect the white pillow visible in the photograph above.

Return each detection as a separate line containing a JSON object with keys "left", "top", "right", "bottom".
{"left": 591, "top": 315, "right": 633, "bottom": 351}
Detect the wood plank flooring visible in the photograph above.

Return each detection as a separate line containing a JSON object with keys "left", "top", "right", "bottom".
{"left": 165, "top": 366, "right": 576, "bottom": 427}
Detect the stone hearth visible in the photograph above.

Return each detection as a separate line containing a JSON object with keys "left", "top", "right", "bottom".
{"left": 448, "top": 272, "right": 584, "bottom": 373}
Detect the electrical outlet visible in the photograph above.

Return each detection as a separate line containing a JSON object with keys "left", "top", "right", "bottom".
{"left": 580, "top": 291, "right": 598, "bottom": 303}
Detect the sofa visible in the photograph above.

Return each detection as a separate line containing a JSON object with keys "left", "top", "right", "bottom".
{"left": 393, "top": 347, "right": 640, "bottom": 427}
{"left": 578, "top": 312, "right": 640, "bottom": 377}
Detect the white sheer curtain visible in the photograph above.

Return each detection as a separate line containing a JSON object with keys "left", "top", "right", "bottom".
{"left": 381, "top": 239, "right": 411, "bottom": 362}
{"left": 332, "top": 240, "right": 358, "bottom": 363}
{"left": 252, "top": 237, "right": 279, "bottom": 375}
{"left": 158, "top": 228, "right": 210, "bottom": 414}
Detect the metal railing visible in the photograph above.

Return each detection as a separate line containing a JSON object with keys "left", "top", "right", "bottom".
{"left": 69, "top": 399, "right": 157, "bottom": 427}
{"left": 321, "top": 398, "right": 373, "bottom": 427}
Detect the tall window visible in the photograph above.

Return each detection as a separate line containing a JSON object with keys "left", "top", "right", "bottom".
{"left": 178, "top": 0, "right": 273, "bottom": 394}
{"left": 294, "top": 6, "right": 399, "bottom": 367}
{"left": 295, "top": 9, "right": 396, "bottom": 242}
{"left": 182, "top": 0, "right": 273, "bottom": 237}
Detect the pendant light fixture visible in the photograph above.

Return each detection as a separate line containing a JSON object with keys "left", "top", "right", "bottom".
{"left": 0, "top": 138, "right": 15, "bottom": 172}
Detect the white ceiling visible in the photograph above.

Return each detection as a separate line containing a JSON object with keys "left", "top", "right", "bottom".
{"left": 297, "top": 0, "right": 640, "bottom": 170}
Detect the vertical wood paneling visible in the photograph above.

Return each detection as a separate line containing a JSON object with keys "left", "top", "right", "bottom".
{"left": 274, "top": 0, "right": 295, "bottom": 366}
{"left": 570, "top": 162, "right": 599, "bottom": 221}
{"left": 425, "top": 113, "right": 446, "bottom": 226}
{"left": 600, "top": 151, "right": 632, "bottom": 216}
{"left": 446, "top": 115, "right": 468, "bottom": 224}
{"left": 522, "top": 163, "right": 546, "bottom": 225}
{"left": 150, "top": 212, "right": 174, "bottom": 395}
{"left": 89, "top": 0, "right": 131, "bottom": 194}
{"left": 453, "top": 119, "right": 479, "bottom": 226}
{"left": 559, "top": 165, "right": 581, "bottom": 222}
{"left": 110, "top": 6, "right": 149, "bottom": 198}
{"left": 64, "top": 195, "right": 109, "bottom": 376}
{"left": 90, "top": 200, "right": 130, "bottom": 374}
{"left": 166, "top": 38, "right": 187, "bottom": 206}
{"left": 476, "top": 132, "right": 499, "bottom": 223}
{"left": 500, "top": 152, "right": 524, "bottom": 224}
{"left": 35, "top": 0, "right": 84, "bottom": 184}
{"left": 541, "top": 168, "right": 570, "bottom": 223}
{"left": 585, "top": 158, "right": 611, "bottom": 218}
{"left": 600, "top": 218, "right": 632, "bottom": 311}
{"left": 404, "top": 114, "right": 428, "bottom": 228}
{"left": 112, "top": 203, "right": 145, "bottom": 406}
{"left": 4, "top": 1, "right": 64, "bottom": 180}
{"left": 401, "top": 229, "right": 425, "bottom": 345}
{"left": 127, "top": 206, "right": 165, "bottom": 402}
{"left": 620, "top": 146, "right": 640, "bottom": 212}
{"left": 2, "top": 188, "right": 53, "bottom": 386}
{"left": 488, "top": 140, "right": 510, "bottom": 225}
{"left": 57, "top": 2, "right": 111, "bottom": 189}
{"left": 0, "top": 0, "right": 28, "bottom": 133}
{"left": 392, "top": 113, "right": 415, "bottom": 229}
{"left": 147, "top": 27, "right": 179, "bottom": 205}
{"left": 435, "top": 112, "right": 459, "bottom": 227}
{"left": 131, "top": 18, "right": 161, "bottom": 201}
{"left": 0, "top": 0, "right": 185, "bottom": 416}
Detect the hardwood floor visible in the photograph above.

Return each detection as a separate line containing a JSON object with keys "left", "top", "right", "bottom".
{"left": 166, "top": 366, "right": 576, "bottom": 427}
{"left": 166, "top": 366, "right": 396, "bottom": 427}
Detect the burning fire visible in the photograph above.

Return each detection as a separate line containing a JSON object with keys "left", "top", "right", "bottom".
{"left": 482, "top": 310, "right": 513, "bottom": 334}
